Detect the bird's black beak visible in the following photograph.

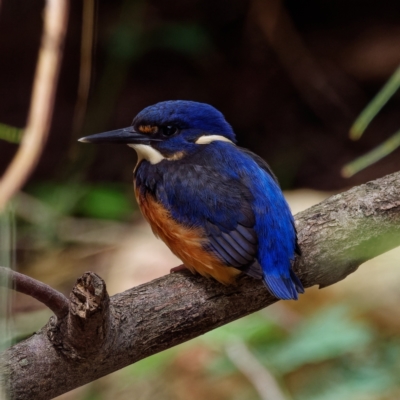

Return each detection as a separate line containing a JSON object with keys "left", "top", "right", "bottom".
{"left": 78, "top": 126, "right": 160, "bottom": 144}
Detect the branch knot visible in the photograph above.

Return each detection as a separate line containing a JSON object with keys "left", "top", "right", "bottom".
{"left": 48, "top": 272, "right": 111, "bottom": 360}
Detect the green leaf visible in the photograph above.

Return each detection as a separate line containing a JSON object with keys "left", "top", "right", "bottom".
{"left": 350, "top": 65, "right": 400, "bottom": 140}
{"left": 342, "top": 129, "right": 400, "bottom": 177}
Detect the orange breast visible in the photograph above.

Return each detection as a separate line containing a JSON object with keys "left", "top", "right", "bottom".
{"left": 135, "top": 188, "right": 240, "bottom": 285}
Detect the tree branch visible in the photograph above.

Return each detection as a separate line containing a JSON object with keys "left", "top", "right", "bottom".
{"left": 1, "top": 171, "right": 400, "bottom": 399}
{"left": 0, "top": 267, "right": 69, "bottom": 319}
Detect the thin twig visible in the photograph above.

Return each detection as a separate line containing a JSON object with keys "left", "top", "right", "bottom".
{"left": 0, "top": 267, "right": 69, "bottom": 319}
{"left": 0, "top": 0, "right": 69, "bottom": 212}
{"left": 225, "top": 340, "right": 288, "bottom": 400}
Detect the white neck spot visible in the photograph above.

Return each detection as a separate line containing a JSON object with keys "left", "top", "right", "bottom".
{"left": 128, "top": 144, "right": 165, "bottom": 165}
{"left": 195, "top": 135, "right": 235, "bottom": 145}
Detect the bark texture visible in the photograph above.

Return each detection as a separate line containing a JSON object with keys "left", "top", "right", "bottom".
{"left": 1, "top": 171, "right": 400, "bottom": 399}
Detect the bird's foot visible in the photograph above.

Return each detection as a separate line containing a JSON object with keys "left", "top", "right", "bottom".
{"left": 170, "top": 264, "right": 190, "bottom": 274}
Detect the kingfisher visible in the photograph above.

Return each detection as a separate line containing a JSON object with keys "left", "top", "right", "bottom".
{"left": 79, "top": 100, "right": 304, "bottom": 300}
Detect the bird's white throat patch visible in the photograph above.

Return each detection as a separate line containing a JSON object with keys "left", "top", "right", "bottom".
{"left": 195, "top": 135, "right": 234, "bottom": 145}
{"left": 128, "top": 144, "right": 165, "bottom": 165}
{"left": 129, "top": 135, "right": 234, "bottom": 165}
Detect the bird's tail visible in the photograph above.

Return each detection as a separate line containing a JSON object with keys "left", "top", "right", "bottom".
{"left": 263, "top": 270, "right": 304, "bottom": 300}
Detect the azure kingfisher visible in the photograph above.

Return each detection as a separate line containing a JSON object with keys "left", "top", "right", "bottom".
{"left": 79, "top": 100, "right": 304, "bottom": 300}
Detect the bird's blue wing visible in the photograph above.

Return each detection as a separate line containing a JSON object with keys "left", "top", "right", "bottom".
{"left": 237, "top": 148, "right": 304, "bottom": 299}
{"left": 151, "top": 157, "right": 263, "bottom": 278}
{"left": 240, "top": 147, "right": 301, "bottom": 256}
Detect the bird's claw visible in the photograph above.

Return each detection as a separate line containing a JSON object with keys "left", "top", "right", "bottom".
{"left": 170, "top": 264, "right": 189, "bottom": 274}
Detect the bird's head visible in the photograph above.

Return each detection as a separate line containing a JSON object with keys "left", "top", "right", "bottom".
{"left": 79, "top": 100, "right": 236, "bottom": 164}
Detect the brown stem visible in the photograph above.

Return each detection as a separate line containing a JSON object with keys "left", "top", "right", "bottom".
{"left": 0, "top": 267, "right": 69, "bottom": 319}
{"left": 0, "top": 0, "right": 69, "bottom": 211}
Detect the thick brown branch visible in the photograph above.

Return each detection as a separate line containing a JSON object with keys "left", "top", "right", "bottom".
{"left": 1, "top": 171, "right": 400, "bottom": 399}
{"left": 0, "top": 267, "right": 69, "bottom": 319}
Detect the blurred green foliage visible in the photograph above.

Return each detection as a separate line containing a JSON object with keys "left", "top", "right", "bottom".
{"left": 78, "top": 185, "right": 133, "bottom": 220}
{"left": 27, "top": 181, "right": 135, "bottom": 221}
{"left": 77, "top": 304, "right": 398, "bottom": 400}
{"left": 0, "top": 123, "right": 23, "bottom": 144}
{"left": 264, "top": 306, "right": 373, "bottom": 373}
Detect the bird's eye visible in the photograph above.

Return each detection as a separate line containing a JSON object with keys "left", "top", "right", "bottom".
{"left": 161, "top": 125, "right": 179, "bottom": 137}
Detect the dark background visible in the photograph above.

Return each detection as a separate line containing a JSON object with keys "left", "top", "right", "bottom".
{"left": 1, "top": 0, "right": 399, "bottom": 191}
{"left": 1, "top": 2, "right": 400, "bottom": 399}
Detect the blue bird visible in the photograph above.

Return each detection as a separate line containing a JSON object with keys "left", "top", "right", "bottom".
{"left": 79, "top": 100, "right": 304, "bottom": 300}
